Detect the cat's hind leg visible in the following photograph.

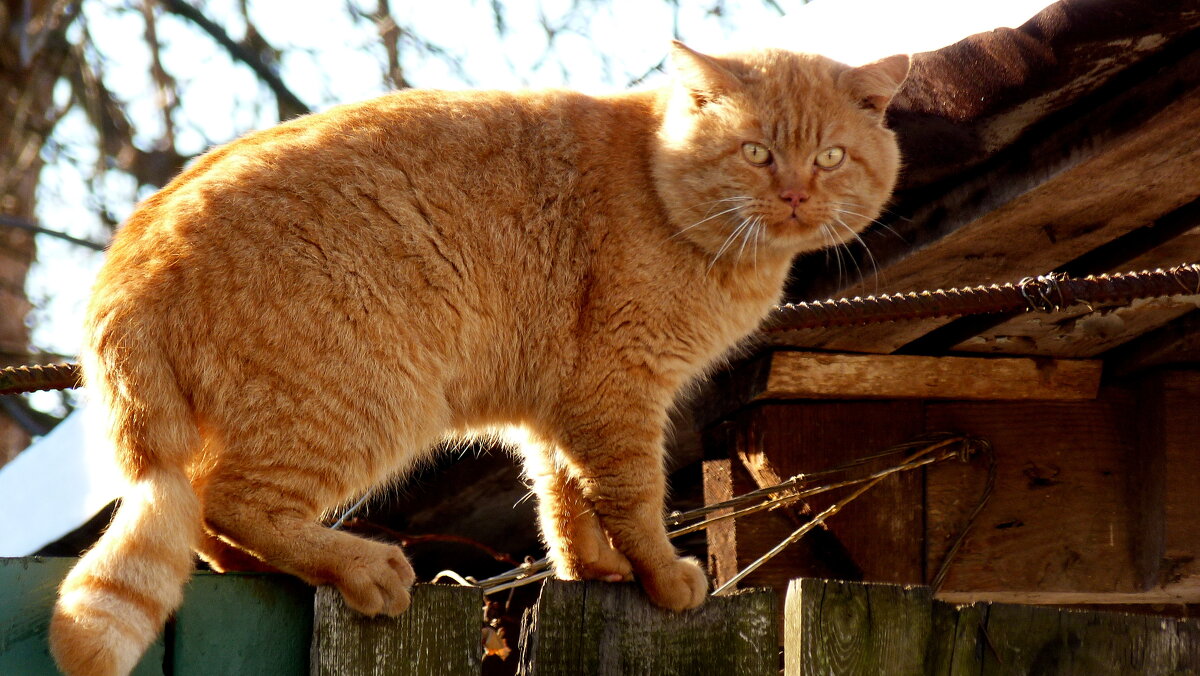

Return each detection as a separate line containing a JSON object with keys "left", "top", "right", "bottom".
{"left": 524, "top": 447, "right": 632, "bottom": 582}
{"left": 195, "top": 530, "right": 280, "bottom": 573}
{"left": 198, "top": 452, "right": 416, "bottom": 616}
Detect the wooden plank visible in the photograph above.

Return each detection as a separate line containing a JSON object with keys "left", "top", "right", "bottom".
{"left": 0, "top": 557, "right": 165, "bottom": 675}
{"left": 778, "top": 43, "right": 1200, "bottom": 354}
{"left": 1107, "top": 308, "right": 1200, "bottom": 376}
{"left": 981, "top": 603, "right": 1200, "bottom": 674}
{"left": 1154, "top": 371, "right": 1200, "bottom": 600}
{"left": 925, "top": 394, "right": 1150, "bottom": 604}
{"left": 172, "top": 571, "right": 312, "bottom": 675}
{"left": 519, "top": 579, "right": 777, "bottom": 676}
{"left": 784, "top": 578, "right": 939, "bottom": 676}
{"left": 310, "top": 583, "right": 483, "bottom": 676}
{"left": 785, "top": 578, "right": 1200, "bottom": 675}
{"left": 954, "top": 221, "right": 1200, "bottom": 358}
{"left": 953, "top": 295, "right": 1200, "bottom": 358}
{"left": 700, "top": 455, "right": 740, "bottom": 588}
{"left": 701, "top": 402, "right": 926, "bottom": 609}
{"left": 758, "top": 352, "right": 1101, "bottom": 401}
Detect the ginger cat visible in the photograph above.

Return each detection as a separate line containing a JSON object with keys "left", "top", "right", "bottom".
{"left": 50, "top": 42, "right": 908, "bottom": 675}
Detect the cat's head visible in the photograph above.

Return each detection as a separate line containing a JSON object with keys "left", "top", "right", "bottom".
{"left": 654, "top": 42, "right": 909, "bottom": 265}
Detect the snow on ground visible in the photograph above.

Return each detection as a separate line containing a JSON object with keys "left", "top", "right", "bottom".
{"left": 0, "top": 403, "right": 125, "bottom": 556}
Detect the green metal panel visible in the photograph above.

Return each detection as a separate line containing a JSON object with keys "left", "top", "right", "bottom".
{"left": 2, "top": 558, "right": 313, "bottom": 675}
{"left": 0, "top": 557, "right": 165, "bottom": 675}
{"left": 172, "top": 570, "right": 313, "bottom": 675}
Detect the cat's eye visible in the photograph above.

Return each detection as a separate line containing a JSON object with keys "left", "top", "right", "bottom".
{"left": 815, "top": 147, "right": 846, "bottom": 169}
{"left": 741, "top": 142, "right": 772, "bottom": 166}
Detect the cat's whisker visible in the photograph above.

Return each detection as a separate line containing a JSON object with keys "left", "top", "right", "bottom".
{"left": 673, "top": 202, "right": 749, "bottom": 240}
{"left": 707, "top": 215, "right": 756, "bottom": 274}
{"left": 831, "top": 216, "right": 880, "bottom": 295}
{"left": 832, "top": 207, "right": 903, "bottom": 246}
{"left": 748, "top": 217, "right": 758, "bottom": 272}
{"left": 690, "top": 196, "right": 753, "bottom": 225}
{"left": 820, "top": 223, "right": 848, "bottom": 291}
{"left": 833, "top": 201, "right": 907, "bottom": 243}
{"left": 825, "top": 220, "right": 865, "bottom": 292}
{"left": 711, "top": 216, "right": 753, "bottom": 266}
{"left": 735, "top": 214, "right": 759, "bottom": 263}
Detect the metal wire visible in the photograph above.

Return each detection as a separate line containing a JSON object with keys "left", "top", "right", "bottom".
{"left": 468, "top": 433, "right": 986, "bottom": 596}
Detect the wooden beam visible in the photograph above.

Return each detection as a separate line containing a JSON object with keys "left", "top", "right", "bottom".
{"left": 953, "top": 216, "right": 1200, "bottom": 358}
{"left": 1149, "top": 371, "right": 1200, "bottom": 600}
{"left": 1107, "top": 309, "right": 1200, "bottom": 376}
{"left": 779, "top": 41, "right": 1200, "bottom": 354}
{"left": 755, "top": 352, "right": 1100, "bottom": 401}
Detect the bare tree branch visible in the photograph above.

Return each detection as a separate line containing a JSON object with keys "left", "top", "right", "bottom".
{"left": 157, "top": 0, "right": 311, "bottom": 118}
{"left": 0, "top": 215, "right": 106, "bottom": 251}
{"left": 140, "top": 0, "right": 177, "bottom": 148}
{"left": 372, "top": 0, "right": 410, "bottom": 89}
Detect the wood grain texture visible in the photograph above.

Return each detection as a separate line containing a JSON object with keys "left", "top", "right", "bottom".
{"left": 735, "top": 403, "right": 926, "bottom": 586}
{"left": 786, "top": 578, "right": 1200, "bottom": 676}
{"left": 925, "top": 395, "right": 1146, "bottom": 603}
{"left": 1154, "top": 371, "right": 1200, "bottom": 600}
{"left": 786, "top": 579, "right": 937, "bottom": 676}
{"left": 701, "top": 457, "right": 740, "bottom": 588}
{"left": 778, "top": 43, "right": 1200, "bottom": 355}
{"left": 519, "top": 579, "right": 777, "bottom": 676}
{"left": 311, "top": 583, "right": 483, "bottom": 676}
{"left": 760, "top": 352, "right": 1101, "bottom": 401}
{"left": 955, "top": 295, "right": 1200, "bottom": 358}
{"left": 981, "top": 603, "right": 1200, "bottom": 675}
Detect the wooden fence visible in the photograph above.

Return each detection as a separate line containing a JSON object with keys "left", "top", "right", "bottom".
{"left": 3, "top": 557, "right": 1198, "bottom": 674}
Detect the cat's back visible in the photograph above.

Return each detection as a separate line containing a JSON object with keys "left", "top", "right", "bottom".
{"left": 104, "top": 86, "right": 659, "bottom": 271}
{"left": 88, "top": 85, "right": 666, "bottom": 380}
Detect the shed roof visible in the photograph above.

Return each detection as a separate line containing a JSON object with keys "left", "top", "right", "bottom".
{"left": 779, "top": 0, "right": 1200, "bottom": 367}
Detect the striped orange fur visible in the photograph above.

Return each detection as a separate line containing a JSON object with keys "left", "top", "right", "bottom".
{"left": 50, "top": 43, "right": 908, "bottom": 674}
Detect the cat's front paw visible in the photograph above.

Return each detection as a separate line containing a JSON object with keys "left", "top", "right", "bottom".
{"left": 334, "top": 543, "right": 415, "bottom": 616}
{"left": 579, "top": 542, "right": 634, "bottom": 583}
{"left": 640, "top": 556, "right": 708, "bottom": 612}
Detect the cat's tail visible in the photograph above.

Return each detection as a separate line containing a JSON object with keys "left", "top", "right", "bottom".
{"left": 49, "top": 329, "right": 202, "bottom": 676}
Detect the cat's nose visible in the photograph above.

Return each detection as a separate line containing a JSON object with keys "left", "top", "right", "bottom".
{"left": 779, "top": 189, "right": 809, "bottom": 207}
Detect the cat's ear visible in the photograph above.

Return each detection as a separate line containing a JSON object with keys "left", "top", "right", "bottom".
{"left": 839, "top": 54, "right": 910, "bottom": 115}
{"left": 669, "top": 41, "right": 742, "bottom": 108}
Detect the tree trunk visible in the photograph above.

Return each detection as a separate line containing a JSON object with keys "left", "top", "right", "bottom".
{"left": 0, "top": 1, "right": 76, "bottom": 465}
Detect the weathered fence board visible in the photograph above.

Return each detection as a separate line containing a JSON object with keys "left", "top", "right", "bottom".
{"left": 786, "top": 577, "right": 940, "bottom": 674}
{"left": 0, "top": 556, "right": 165, "bottom": 675}
{"left": 519, "top": 579, "right": 778, "bottom": 676}
{"left": 2, "top": 558, "right": 313, "bottom": 674}
{"left": 173, "top": 571, "right": 313, "bottom": 675}
{"left": 786, "top": 578, "right": 1200, "bottom": 675}
{"left": 982, "top": 603, "right": 1200, "bottom": 675}
{"left": 310, "top": 583, "right": 483, "bottom": 676}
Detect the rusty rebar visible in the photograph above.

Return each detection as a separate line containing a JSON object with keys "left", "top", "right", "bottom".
{"left": 2, "top": 264, "right": 1198, "bottom": 396}
{"left": 765, "top": 263, "right": 1200, "bottom": 335}
{"left": 0, "top": 362, "right": 80, "bottom": 396}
